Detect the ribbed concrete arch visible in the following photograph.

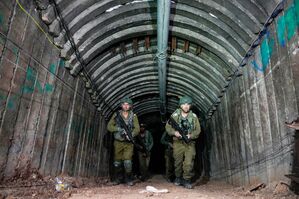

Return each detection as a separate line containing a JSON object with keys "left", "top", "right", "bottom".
{"left": 100, "top": 70, "right": 214, "bottom": 111}
{"left": 102, "top": 77, "right": 158, "bottom": 102}
{"left": 104, "top": 89, "right": 160, "bottom": 117}
{"left": 93, "top": 54, "right": 156, "bottom": 86}
{"left": 67, "top": 24, "right": 241, "bottom": 76}
{"left": 90, "top": 44, "right": 230, "bottom": 84}
{"left": 133, "top": 96, "right": 203, "bottom": 118}
{"left": 176, "top": 0, "right": 259, "bottom": 38}
{"left": 167, "top": 77, "right": 215, "bottom": 109}
{"left": 169, "top": 56, "right": 225, "bottom": 89}
{"left": 133, "top": 100, "right": 160, "bottom": 114}
{"left": 95, "top": 59, "right": 219, "bottom": 110}
{"left": 94, "top": 54, "right": 223, "bottom": 94}
{"left": 170, "top": 27, "right": 240, "bottom": 67}
{"left": 61, "top": 0, "right": 262, "bottom": 74}
{"left": 98, "top": 70, "right": 158, "bottom": 98}
{"left": 68, "top": 25, "right": 156, "bottom": 73}
{"left": 102, "top": 75, "right": 212, "bottom": 117}
{"left": 105, "top": 84, "right": 205, "bottom": 119}
{"left": 61, "top": 2, "right": 157, "bottom": 59}
{"left": 88, "top": 41, "right": 230, "bottom": 118}
{"left": 172, "top": 5, "right": 249, "bottom": 51}
{"left": 36, "top": 0, "right": 277, "bottom": 118}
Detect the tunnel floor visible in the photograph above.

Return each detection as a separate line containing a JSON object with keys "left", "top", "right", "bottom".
{"left": 0, "top": 174, "right": 297, "bottom": 199}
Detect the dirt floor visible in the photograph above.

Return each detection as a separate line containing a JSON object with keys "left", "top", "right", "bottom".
{"left": 0, "top": 174, "right": 298, "bottom": 199}
{"left": 69, "top": 175, "right": 298, "bottom": 199}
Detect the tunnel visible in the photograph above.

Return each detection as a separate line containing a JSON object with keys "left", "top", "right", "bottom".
{"left": 0, "top": 0, "right": 299, "bottom": 197}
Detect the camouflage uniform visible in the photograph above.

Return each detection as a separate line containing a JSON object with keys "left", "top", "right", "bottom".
{"left": 136, "top": 129, "right": 153, "bottom": 181}
{"left": 107, "top": 106, "right": 140, "bottom": 185}
{"left": 165, "top": 96, "right": 201, "bottom": 188}
{"left": 160, "top": 131, "right": 174, "bottom": 182}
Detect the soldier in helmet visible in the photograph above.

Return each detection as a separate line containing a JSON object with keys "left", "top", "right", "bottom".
{"left": 165, "top": 96, "right": 201, "bottom": 189}
{"left": 107, "top": 97, "right": 140, "bottom": 186}
{"left": 136, "top": 123, "right": 153, "bottom": 181}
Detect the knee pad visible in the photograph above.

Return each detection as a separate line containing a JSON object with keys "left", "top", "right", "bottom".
{"left": 113, "top": 161, "right": 122, "bottom": 168}
{"left": 123, "top": 160, "right": 132, "bottom": 170}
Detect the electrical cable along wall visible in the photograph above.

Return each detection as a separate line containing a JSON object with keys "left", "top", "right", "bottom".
{"left": 0, "top": 0, "right": 109, "bottom": 180}
{"left": 206, "top": 0, "right": 299, "bottom": 187}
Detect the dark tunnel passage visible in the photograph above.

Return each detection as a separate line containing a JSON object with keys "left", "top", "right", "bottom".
{"left": 1, "top": 0, "right": 299, "bottom": 197}
{"left": 133, "top": 112, "right": 205, "bottom": 177}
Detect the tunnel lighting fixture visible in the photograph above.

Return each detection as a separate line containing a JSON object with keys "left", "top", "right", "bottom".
{"left": 126, "top": 0, "right": 154, "bottom": 5}
{"left": 106, "top": 5, "right": 122, "bottom": 12}
{"left": 209, "top": 12, "right": 218, "bottom": 19}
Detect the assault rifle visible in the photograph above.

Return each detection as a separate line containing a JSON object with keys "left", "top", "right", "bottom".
{"left": 115, "top": 112, "right": 146, "bottom": 153}
{"left": 168, "top": 116, "right": 191, "bottom": 144}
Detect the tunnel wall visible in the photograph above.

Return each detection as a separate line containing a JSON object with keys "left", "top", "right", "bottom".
{"left": 0, "top": 1, "right": 109, "bottom": 180}
{"left": 207, "top": 0, "right": 299, "bottom": 186}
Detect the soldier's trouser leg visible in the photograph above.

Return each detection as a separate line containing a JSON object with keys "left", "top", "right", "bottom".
{"left": 124, "top": 160, "right": 133, "bottom": 185}
{"left": 113, "top": 161, "right": 123, "bottom": 184}
{"left": 123, "top": 142, "right": 134, "bottom": 185}
{"left": 113, "top": 141, "right": 125, "bottom": 184}
{"left": 165, "top": 148, "right": 174, "bottom": 179}
{"left": 138, "top": 152, "right": 146, "bottom": 177}
{"left": 182, "top": 142, "right": 196, "bottom": 180}
{"left": 173, "top": 141, "right": 185, "bottom": 178}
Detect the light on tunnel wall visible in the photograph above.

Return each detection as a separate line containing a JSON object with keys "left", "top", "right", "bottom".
{"left": 209, "top": 12, "right": 218, "bottom": 19}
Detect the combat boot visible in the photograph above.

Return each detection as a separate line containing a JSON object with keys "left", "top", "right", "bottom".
{"left": 183, "top": 179, "right": 193, "bottom": 189}
{"left": 125, "top": 173, "right": 134, "bottom": 186}
{"left": 174, "top": 177, "right": 182, "bottom": 186}
{"left": 113, "top": 162, "right": 123, "bottom": 185}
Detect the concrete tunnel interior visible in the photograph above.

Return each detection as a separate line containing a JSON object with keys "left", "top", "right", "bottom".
{"left": 0, "top": 0, "right": 299, "bottom": 197}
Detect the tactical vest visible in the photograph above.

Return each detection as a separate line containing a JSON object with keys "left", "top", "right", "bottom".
{"left": 174, "top": 109, "right": 195, "bottom": 134}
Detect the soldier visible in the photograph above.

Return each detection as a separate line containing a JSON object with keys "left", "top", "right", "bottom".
{"left": 136, "top": 123, "right": 153, "bottom": 181}
{"left": 160, "top": 131, "right": 174, "bottom": 182}
{"left": 165, "top": 96, "right": 201, "bottom": 189}
{"left": 107, "top": 97, "right": 140, "bottom": 186}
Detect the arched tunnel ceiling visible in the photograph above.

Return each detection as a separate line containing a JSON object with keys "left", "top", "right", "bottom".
{"left": 36, "top": 0, "right": 279, "bottom": 120}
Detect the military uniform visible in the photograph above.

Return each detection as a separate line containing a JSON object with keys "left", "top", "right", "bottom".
{"left": 136, "top": 128, "right": 153, "bottom": 181}
{"left": 160, "top": 131, "right": 174, "bottom": 182}
{"left": 107, "top": 98, "right": 140, "bottom": 185}
{"left": 165, "top": 96, "right": 201, "bottom": 189}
